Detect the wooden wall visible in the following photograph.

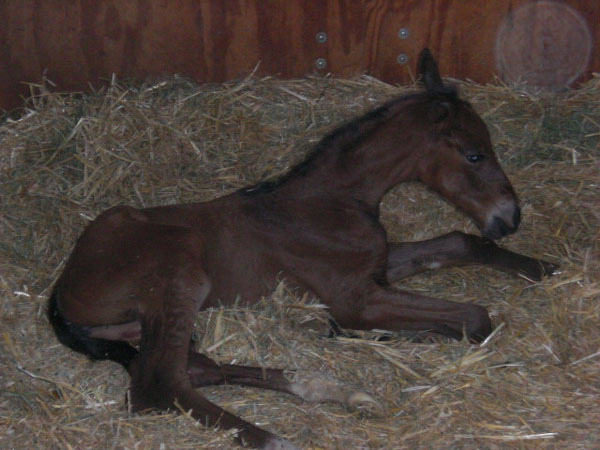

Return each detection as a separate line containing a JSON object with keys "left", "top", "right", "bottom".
{"left": 0, "top": 0, "right": 597, "bottom": 110}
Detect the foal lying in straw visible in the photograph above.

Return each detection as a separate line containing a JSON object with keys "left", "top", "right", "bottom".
{"left": 49, "top": 49, "right": 557, "bottom": 449}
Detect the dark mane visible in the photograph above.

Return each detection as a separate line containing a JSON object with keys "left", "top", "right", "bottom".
{"left": 240, "top": 89, "right": 457, "bottom": 196}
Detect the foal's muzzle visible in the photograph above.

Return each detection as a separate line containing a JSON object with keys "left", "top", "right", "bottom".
{"left": 482, "top": 206, "right": 521, "bottom": 240}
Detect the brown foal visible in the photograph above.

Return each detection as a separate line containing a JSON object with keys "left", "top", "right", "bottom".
{"left": 48, "top": 49, "right": 557, "bottom": 449}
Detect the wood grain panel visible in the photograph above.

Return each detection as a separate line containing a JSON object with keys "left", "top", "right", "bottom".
{"left": 0, "top": 0, "right": 598, "bottom": 109}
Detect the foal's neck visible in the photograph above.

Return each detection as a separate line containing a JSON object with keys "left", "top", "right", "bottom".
{"left": 279, "top": 97, "right": 426, "bottom": 210}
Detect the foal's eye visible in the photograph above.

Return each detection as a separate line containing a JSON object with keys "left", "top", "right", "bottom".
{"left": 465, "top": 154, "right": 485, "bottom": 163}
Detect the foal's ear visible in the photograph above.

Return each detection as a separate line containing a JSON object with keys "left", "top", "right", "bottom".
{"left": 418, "top": 48, "right": 444, "bottom": 93}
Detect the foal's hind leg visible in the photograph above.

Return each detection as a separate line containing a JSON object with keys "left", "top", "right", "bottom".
{"left": 186, "top": 352, "right": 383, "bottom": 415}
{"left": 386, "top": 231, "right": 559, "bottom": 282}
{"left": 129, "top": 277, "right": 295, "bottom": 449}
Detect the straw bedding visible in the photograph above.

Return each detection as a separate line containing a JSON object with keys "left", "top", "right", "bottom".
{"left": 0, "top": 72, "right": 598, "bottom": 449}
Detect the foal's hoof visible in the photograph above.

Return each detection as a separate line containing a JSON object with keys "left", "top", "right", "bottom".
{"left": 519, "top": 259, "right": 561, "bottom": 281}
{"left": 263, "top": 436, "right": 300, "bottom": 450}
{"left": 538, "top": 260, "right": 561, "bottom": 278}
{"left": 466, "top": 304, "right": 493, "bottom": 343}
{"left": 289, "top": 371, "right": 384, "bottom": 417}
{"left": 347, "top": 391, "right": 385, "bottom": 417}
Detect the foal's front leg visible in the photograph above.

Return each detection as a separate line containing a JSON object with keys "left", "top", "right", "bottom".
{"left": 331, "top": 285, "right": 492, "bottom": 342}
{"left": 386, "top": 231, "right": 558, "bottom": 282}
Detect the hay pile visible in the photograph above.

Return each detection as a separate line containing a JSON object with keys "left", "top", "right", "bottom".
{"left": 1, "top": 72, "right": 598, "bottom": 449}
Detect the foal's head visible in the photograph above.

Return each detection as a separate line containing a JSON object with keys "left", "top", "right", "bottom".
{"left": 413, "top": 49, "right": 520, "bottom": 240}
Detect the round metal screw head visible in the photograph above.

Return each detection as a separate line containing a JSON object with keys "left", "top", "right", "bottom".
{"left": 398, "top": 28, "right": 409, "bottom": 39}
{"left": 397, "top": 53, "right": 409, "bottom": 65}
{"left": 316, "top": 31, "right": 328, "bottom": 44}
{"left": 315, "top": 58, "right": 327, "bottom": 69}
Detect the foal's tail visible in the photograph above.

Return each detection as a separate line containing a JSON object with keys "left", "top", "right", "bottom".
{"left": 48, "top": 289, "right": 138, "bottom": 368}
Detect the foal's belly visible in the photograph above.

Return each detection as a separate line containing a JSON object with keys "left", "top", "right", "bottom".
{"left": 201, "top": 261, "right": 282, "bottom": 309}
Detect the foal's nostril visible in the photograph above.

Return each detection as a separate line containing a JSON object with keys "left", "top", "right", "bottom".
{"left": 482, "top": 208, "right": 520, "bottom": 240}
